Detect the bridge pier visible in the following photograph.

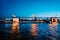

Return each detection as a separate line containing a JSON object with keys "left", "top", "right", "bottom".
{"left": 49, "top": 18, "right": 58, "bottom": 27}
{"left": 11, "top": 18, "right": 19, "bottom": 33}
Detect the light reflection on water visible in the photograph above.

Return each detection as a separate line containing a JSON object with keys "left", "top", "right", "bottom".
{"left": 0, "top": 23, "right": 60, "bottom": 40}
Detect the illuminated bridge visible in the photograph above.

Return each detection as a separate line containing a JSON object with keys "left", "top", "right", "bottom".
{"left": 0, "top": 17, "right": 60, "bottom": 24}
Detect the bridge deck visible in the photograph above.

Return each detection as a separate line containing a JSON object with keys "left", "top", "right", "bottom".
{"left": 0, "top": 17, "right": 60, "bottom": 24}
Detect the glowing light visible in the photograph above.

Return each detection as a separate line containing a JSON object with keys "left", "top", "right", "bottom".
{"left": 49, "top": 18, "right": 58, "bottom": 27}
{"left": 31, "top": 24, "right": 38, "bottom": 37}
{"left": 11, "top": 18, "right": 19, "bottom": 33}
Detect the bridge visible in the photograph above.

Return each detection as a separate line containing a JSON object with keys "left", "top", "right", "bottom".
{"left": 0, "top": 17, "right": 60, "bottom": 24}
{"left": 0, "top": 17, "right": 60, "bottom": 35}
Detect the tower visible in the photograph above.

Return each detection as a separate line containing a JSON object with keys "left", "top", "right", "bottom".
{"left": 32, "top": 14, "right": 37, "bottom": 20}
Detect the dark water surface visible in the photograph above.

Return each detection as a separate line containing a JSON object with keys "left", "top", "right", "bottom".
{"left": 0, "top": 23, "right": 60, "bottom": 40}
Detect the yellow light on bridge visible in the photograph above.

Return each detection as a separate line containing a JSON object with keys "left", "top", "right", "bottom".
{"left": 49, "top": 18, "right": 58, "bottom": 27}
{"left": 11, "top": 18, "right": 19, "bottom": 33}
{"left": 36, "top": 20, "right": 44, "bottom": 22}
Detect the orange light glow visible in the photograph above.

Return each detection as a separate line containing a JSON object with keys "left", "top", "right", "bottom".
{"left": 11, "top": 18, "right": 19, "bottom": 33}
{"left": 31, "top": 24, "right": 38, "bottom": 37}
{"left": 49, "top": 18, "right": 58, "bottom": 27}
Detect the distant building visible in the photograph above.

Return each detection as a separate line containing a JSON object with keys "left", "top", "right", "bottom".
{"left": 32, "top": 14, "right": 37, "bottom": 20}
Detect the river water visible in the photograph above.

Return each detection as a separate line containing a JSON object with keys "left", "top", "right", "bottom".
{"left": 0, "top": 23, "right": 60, "bottom": 40}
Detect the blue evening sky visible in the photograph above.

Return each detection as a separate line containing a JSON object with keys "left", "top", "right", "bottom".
{"left": 0, "top": 0, "right": 60, "bottom": 17}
